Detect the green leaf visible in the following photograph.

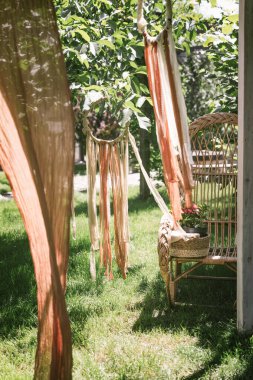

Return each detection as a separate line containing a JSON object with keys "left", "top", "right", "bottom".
{"left": 97, "top": 39, "right": 115, "bottom": 50}
{"left": 210, "top": 0, "right": 217, "bottom": 7}
{"left": 136, "top": 96, "right": 146, "bottom": 108}
{"left": 82, "top": 59, "right": 89, "bottom": 69}
{"left": 113, "top": 30, "right": 125, "bottom": 41}
{"left": 222, "top": 24, "right": 234, "bottom": 35}
{"left": 19, "top": 59, "right": 29, "bottom": 71}
{"left": 89, "top": 42, "right": 97, "bottom": 56}
{"left": 203, "top": 35, "right": 216, "bottom": 47}
{"left": 146, "top": 97, "right": 153, "bottom": 107}
{"left": 139, "top": 83, "right": 150, "bottom": 95}
{"left": 131, "top": 77, "right": 141, "bottom": 95}
{"left": 100, "top": 0, "right": 112, "bottom": 5}
{"left": 76, "top": 29, "right": 90, "bottom": 42}
{"left": 227, "top": 14, "right": 239, "bottom": 23}
{"left": 124, "top": 100, "right": 140, "bottom": 114}
{"left": 135, "top": 66, "right": 147, "bottom": 75}
{"left": 136, "top": 115, "right": 151, "bottom": 130}
{"left": 84, "top": 85, "right": 105, "bottom": 91}
{"left": 130, "top": 62, "right": 138, "bottom": 69}
{"left": 182, "top": 41, "right": 191, "bottom": 56}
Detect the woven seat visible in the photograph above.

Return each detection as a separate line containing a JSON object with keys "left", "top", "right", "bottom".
{"left": 169, "top": 112, "right": 238, "bottom": 303}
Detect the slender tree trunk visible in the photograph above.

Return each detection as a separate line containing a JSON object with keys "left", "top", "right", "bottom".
{"left": 79, "top": 140, "right": 85, "bottom": 162}
{"left": 139, "top": 128, "right": 150, "bottom": 199}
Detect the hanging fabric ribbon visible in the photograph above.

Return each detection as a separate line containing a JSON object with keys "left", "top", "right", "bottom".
{"left": 86, "top": 132, "right": 99, "bottom": 280}
{"left": 84, "top": 119, "right": 129, "bottom": 280}
{"left": 99, "top": 143, "right": 114, "bottom": 279}
{"left": 137, "top": 0, "right": 194, "bottom": 221}
{"left": 110, "top": 139, "right": 129, "bottom": 279}
{"left": 0, "top": 1, "right": 74, "bottom": 377}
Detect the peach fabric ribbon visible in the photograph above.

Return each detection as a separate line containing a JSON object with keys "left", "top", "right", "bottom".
{"left": 0, "top": 1, "right": 74, "bottom": 378}
{"left": 144, "top": 29, "right": 193, "bottom": 221}
{"left": 86, "top": 127, "right": 129, "bottom": 280}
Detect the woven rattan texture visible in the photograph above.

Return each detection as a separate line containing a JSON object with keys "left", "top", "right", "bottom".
{"left": 170, "top": 235, "right": 210, "bottom": 258}
{"left": 189, "top": 112, "right": 238, "bottom": 257}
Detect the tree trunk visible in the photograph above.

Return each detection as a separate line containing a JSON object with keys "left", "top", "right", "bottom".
{"left": 139, "top": 128, "right": 150, "bottom": 199}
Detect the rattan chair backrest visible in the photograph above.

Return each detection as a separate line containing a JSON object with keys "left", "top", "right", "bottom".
{"left": 189, "top": 113, "right": 238, "bottom": 257}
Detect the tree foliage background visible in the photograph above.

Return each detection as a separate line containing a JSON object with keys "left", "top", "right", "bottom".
{"left": 54, "top": 0, "right": 238, "bottom": 182}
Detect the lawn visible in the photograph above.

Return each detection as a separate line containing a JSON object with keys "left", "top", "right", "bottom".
{"left": 0, "top": 172, "right": 11, "bottom": 195}
{"left": 0, "top": 174, "right": 253, "bottom": 379}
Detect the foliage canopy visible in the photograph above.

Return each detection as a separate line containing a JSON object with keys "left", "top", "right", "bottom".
{"left": 55, "top": 0, "right": 238, "bottom": 126}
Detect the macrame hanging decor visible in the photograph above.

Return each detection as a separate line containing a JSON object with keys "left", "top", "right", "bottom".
{"left": 84, "top": 116, "right": 129, "bottom": 280}
{"left": 137, "top": 0, "right": 194, "bottom": 222}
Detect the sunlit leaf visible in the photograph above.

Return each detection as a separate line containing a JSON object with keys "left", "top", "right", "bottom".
{"left": 136, "top": 96, "right": 146, "bottom": 108}
{"left": 89, "top": 42, "right": 97, "bottom": 56}
{"left": 136, "top": 115, "right": 151, "bottom": 130}
{"left": 135, "top": 66, "right": 147, "bottom": 75}
{"left": 222, "top": 24, "right": 234, "bottom": 35}
{"left": 76, "top": 29, "right": 90, "bottom": 42}
{"left": 124, "top": 100, "right": 140, "bottom": 114}
{"left": 97, "top": 39, "right": 115, "bottom": 50}
{"left": 227, "top": 14, "right": 239, "bottom": 23}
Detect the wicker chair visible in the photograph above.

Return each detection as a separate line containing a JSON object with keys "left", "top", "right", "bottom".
{"left": 169, "top": 112, "right": 238, "bottom": 303}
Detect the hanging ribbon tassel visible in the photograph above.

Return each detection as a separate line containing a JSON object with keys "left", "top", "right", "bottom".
{"left": 138, "top": 0, "right": 193, "bottom": 220}
{"left": 86, "top": 132, "right": 99, "bottom": 280}
{"left": 110, "top": 141, "right": 129, "bottom": 279}
{"left": 99, "top": 143, "right": 113, "bottom": 280}
{"left": 162, "top": 29, "right": 193, "bottom": 207}
{"left": 143, "top": 33, "right": 194, "bottom": 220}
{"left": 86, "top": 123, "right": 130, "bottom": 280}
{"left": 144, "top": 40, "right": 183, "bottom": 221}
{"left": 122, "top": 137, "right": 130, "bottom": 271}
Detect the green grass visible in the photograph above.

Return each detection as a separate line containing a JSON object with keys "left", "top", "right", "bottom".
{"left": 0, "top": 175, "right": 253, "bottom": 379}
{"left": 74, "top": 162, "right": 86, "bottom": 176}
{"left": 0, "top": 172, "right": 11, "bottom": 195}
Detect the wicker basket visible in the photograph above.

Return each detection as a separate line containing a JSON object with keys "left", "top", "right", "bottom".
{"left": 170, "top": 235, "right": 210, "bottom": 258}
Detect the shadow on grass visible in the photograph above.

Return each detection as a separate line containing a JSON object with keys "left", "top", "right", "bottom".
{"left": 128, "top": 192, "right": 166, "bottom": 214}
{"left": 0, "top": 232, "right": 37, "bottom": 338}
{"left": 67, "top": 238, "right": 109, "bottom": 344}
{"left": 126, "top": 264, "right": 144, "bottom": 276}
{"left": 133, "top": 272, "right": 253, "bottom": 379}
{"left": 0, "top": 227, "right": 103, "bottom": 342}
{"left": 74, "top": 187, "right": 169, "bottom": 218}
{"left": 74, "top": 195, "right": 88, "bottom": 216}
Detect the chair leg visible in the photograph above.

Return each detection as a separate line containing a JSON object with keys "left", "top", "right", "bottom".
{"left": 169, "top": 260, "right": 177, "bottom": 303}
{"left": 169, "top": 279, "right": 176, "bottom": 304}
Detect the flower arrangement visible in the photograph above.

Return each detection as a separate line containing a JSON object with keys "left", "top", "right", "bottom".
{"left": 181, "top": 203, "right": 209, "bottom": 236}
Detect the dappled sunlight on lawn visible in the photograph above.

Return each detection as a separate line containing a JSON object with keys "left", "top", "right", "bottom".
{"left": 0, "top": 188, "right": 253, "bottom": 379}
